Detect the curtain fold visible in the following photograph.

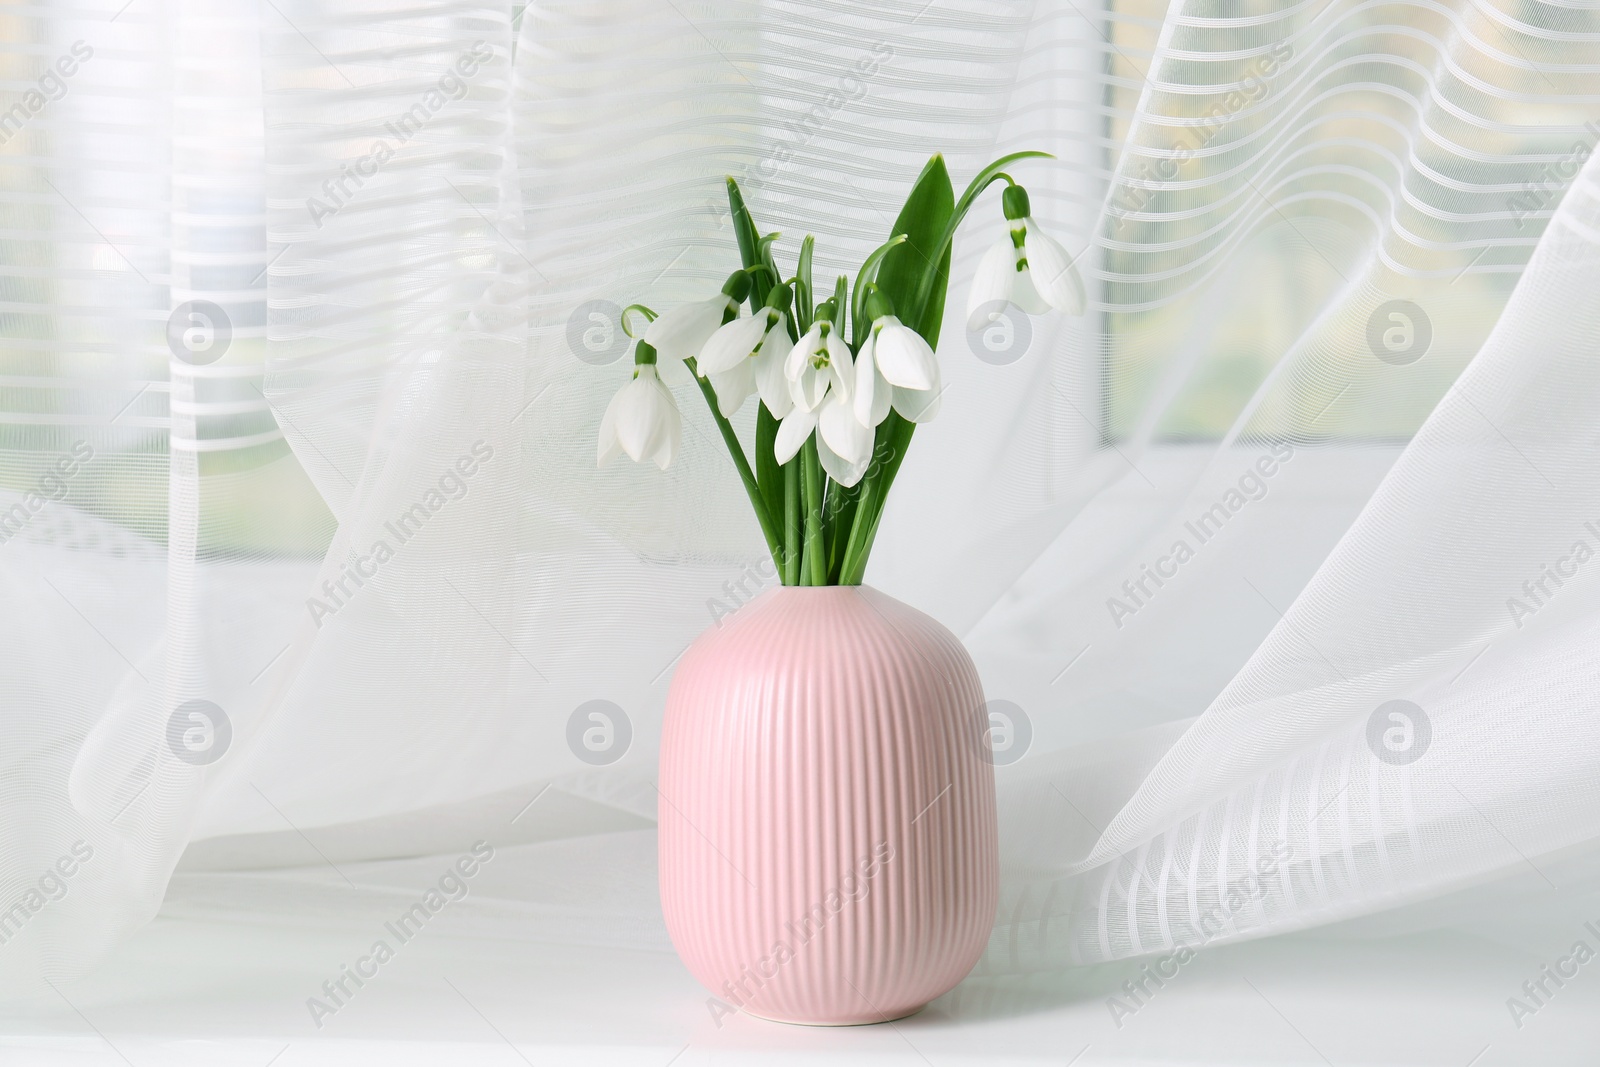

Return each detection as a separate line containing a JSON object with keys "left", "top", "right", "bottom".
{"left": 3, "top": 0, "right": 1599, "bottom": 991}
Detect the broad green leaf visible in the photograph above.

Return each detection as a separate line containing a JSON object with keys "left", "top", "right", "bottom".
{"left": 874, "top": 154, "right": 954, "bottom": 346}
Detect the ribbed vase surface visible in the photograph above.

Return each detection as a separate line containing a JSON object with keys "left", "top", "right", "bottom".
{"left": 658, "top": 585, "right": 998, "bottom": 1025}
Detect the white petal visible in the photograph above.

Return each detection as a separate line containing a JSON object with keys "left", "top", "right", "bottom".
{"left": 710, "top": 359, "right": 755, "bottom": 418}
{"left": 892, "top": 382, "right": 941, "bottom": 423}
{"left": 644, "top": 297, "right": 731, "bottom": 362}
{"left": 785, "top": 323, "right": 821, "bottom": 382}
{"left": 774, "top": 406, "right": 817, "bottom": 464}
{"left": 697, "top": 314, "right": 768, "bottom": 375}
{"left": 823, "top": 331, "right": 854, "bottom": 400}
{"left": 966, "top": 238, "right": 1015, "bottom": 332}
{"left": 867, "top": 362, "right": 891, "bottom": 425}
{"left": 1024, "top": 219, "right": 1085, "bottom": 314}
{"left": 852, "top": 334, "right": 878, "bottom": 426}
{"left": 785, "top": 320, "right": 849, "bottom": 412}
{"left": 656, "top": 357, "right": 695, "bottom": 388}
{"left": 851, "top": 336, "right": 892, "bottom": 428}
{"left": 818, "top": 391, "right": 872, "bottom": 465}
{"left": 615, "top": 369, "right": 671, "bottom": 462}
{"left": 890, "top": 355, "right": 942, "bottom": 424}
{"left": 650, "top": 389, "right": 681, "bottom": 470}
{"left": 1010, "top": 241, "right": 1052, "bottom": 315}
{"left": 816, "top": 426, "right": 870, "bottom": 487}
{"left": 754, "top": 337, "right": 793, "bottom": 418}
{"left": 610, "top": 377, "right": 649, "bottom": 462}
{"left": 872, "top": 320, "right": 938, "bottom": 391}
{"left": 597, "top": 387, "right": 624, "bottom": 466}
{"left": 791, "top": 356, "right": 830, "bottom": 412}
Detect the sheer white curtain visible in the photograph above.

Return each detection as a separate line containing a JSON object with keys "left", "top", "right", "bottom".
{"left": 4, "top": 0, "right": 1600, "bottom": 994}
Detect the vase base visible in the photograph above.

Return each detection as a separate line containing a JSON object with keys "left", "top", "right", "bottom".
{"left": 742, "top": 1004, "right": 926, "bottom": 1027}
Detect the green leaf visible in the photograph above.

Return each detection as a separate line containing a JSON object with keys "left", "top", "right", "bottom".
{"left": 727, "top": 178, "right": 789, "bottom": 533}
{"left": 849, "top": 233, "right": 909, "bottom": 347}
{"left": 726, "top": 176, "right": 769, "bottom": 308}
{"left": 755, "top": 404, "right": 783, "bottom": 529}
{"left": 905, "top": 150, "right": 1054, "bottom": 340}
{"left": 838, "top": 416, "right": 908, "bottom": 585}
{"left": 795, "top": 235, "right": 814, "bottom": 335}
{"left": 800, "top": 437, "right": 827, "bottom": 586}
{"left": 833, "top": 154, "right": 952, "bottom": 584}
{"left": 823, "top": 478, "right": 860, "bottom": 582}
{"left": 784, "top": 458, "right": 801, "bottom": 585}
{"left": 760, "top": 232, "right": 784, "bottom": 328}
{"left": 841, "top": 413, "right": 912, "bottom": 585}
{"left": 873, "top": 154, "right": 954, "bottom": 346}
{"left": 838, "top": 150, "right": 1056, "bottom": 583}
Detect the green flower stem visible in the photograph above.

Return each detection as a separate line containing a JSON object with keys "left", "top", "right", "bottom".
{"left": 849, "top": 234, "right": 909, "bottom": 346}
{"left": 783, "top": 458, "right": 801, "bottom": 585}
{"left": 823, "top": 480, "right": 859, "bottom": 582}
{"left": 838, "top": 420, "right": 906, "bottom": 584}
{"left": 841, "top": 418, "right": 911, "bottom": 585}
{"left": 685, "top": 356, "right": 783, "bottom": 572}
{"left": 619, "top": 304, "right": 657, "bottom": 337}
{"left": 905, "top": 150, "right": 1053, "bottom": 332}
{"left": 754, "top": 404, "right": 783, "bottom": 534}
{"left": 837, "top": 466, "right": 877, "bottom": 585}
{"left": 800, "top": 436, "right": 826, "bottom": 586}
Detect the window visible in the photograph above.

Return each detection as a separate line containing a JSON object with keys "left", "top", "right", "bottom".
{"left": 1100, "top": 0, "right": 1530, "bottom": 443}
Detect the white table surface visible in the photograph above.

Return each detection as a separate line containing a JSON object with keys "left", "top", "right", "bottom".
{"left": 5, "top": 828, "right": 1597, "bottom": 1066}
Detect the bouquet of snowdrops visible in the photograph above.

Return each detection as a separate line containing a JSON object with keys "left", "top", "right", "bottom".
{"left": 597, "top": 152, "right": 1083, "bottom": 586}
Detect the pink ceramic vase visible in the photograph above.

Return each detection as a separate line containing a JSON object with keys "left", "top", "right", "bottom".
{"left": 658, "top": 585, "right": 998, "bottom": 1025}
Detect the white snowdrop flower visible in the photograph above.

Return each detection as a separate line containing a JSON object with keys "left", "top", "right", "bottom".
{"left": 642, "top": 270, "right": 754, "bottom": 362}
{"left": 597, "top": 346, "right": 681, "bottom": 470}
{"left": 965, "top": 183, "right": 1084, "bottom": 332}
{"left": 783, "top": 315, "right": 853, "bottom": 413}
{"left": 860, "top": 288, "right": 941, "bottom": 425}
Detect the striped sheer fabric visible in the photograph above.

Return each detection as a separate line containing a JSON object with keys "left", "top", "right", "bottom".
{"left": 3, "top": 0, "right": 1600, "bottom": 990}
